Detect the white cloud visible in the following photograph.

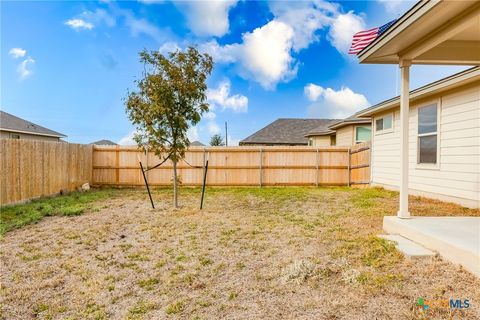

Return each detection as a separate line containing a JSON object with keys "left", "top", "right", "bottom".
{"left": 198, "top": 1, "right": 365, "bottom": 89}
{"left": 118, "top": 130, "right": 137, "bottom": 145}
{"left": 201, "top": 21, "right": 297, "bottom": 89}
{"left": 9, "top": 47, "right": 35, "bottom": 80}
{"left": 82, "top": 8, "right": 116, "bottom": 28}
{"left": 197, "top": 40, "right": 237, "bottom": 63}
{"left": 65, "top": 18, "right": 94, "bottom": 31}
{"left": 328, "top": 11, "right": 366, "bottom": 53}
{"left": 269, "top": 1, "right": 333, "bottom": 52}
{"left": 306, "top": 85, "right": 369, "bottom": 118}
{"left": 304, "top": 83, "right": 324, "bottom": 101}
{"left": 377, "top": 0, "right": 414, "bottom": 15}
{"left": 207, "top": 122, "right": 221, "bottom": 135}
{"left": 66, "top": 5, "right": 169, "bottom": 42}
{"left": 175, "top": 0, "right": 238, "bottom": 37}
{"left": 226, "top": 135, "right": 239, "bottom": 146}
{"left": 239, "top": 20, "right": 297, "bottom": 89}
{"left": 203, "top": 111, "right": 217, "bottom": 120}
{"left": 17, "top": 57, "right": 35, "bottom": 80}
{"left": 123, "top": 12, "right": 166, "bottom": 41}
{"left": 138, "top": 0, "right": 165, "bottom": 4}
{"left": 8, "top": 48, "right": 26, "bottom": 58}
{"left": 187, "top": 126, "right": 200, "bottom": 142}
{"left": 158, "top": 42, "right": 181, "bottom": 55}
{"left": 200, "top": 21, "right": 296, "bottom": 89}
{"left": 207, "top": 80, "right": 248, "bottom": 113}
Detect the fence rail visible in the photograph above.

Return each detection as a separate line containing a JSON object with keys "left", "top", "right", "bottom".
{"left": 0, "top": 139, "right": 93, "bottom": 205}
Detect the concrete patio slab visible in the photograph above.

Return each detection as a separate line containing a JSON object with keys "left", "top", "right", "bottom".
{"left": 383, "top": 216, "right": 480, "bottom": 277}
{"left": 378, "top": 234, "right": 435, "bottom": 258}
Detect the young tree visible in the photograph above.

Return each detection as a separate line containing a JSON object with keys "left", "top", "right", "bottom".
{"left": 209, "top": 134, "right": 224, "bottom": 146}
{"left": 125, "top": 47, "right": 213, "bottom": 208}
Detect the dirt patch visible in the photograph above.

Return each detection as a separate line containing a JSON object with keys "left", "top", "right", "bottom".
{"left": 1, "top": 187, "right": 479, "bottom": 319}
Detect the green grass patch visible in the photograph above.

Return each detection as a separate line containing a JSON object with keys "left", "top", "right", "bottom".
{"left": 332, "top": 235, "right": 403, "bottom": 270}
{"left": 356, "top": 271, "right": 404, "bottom": 289}
{"left": 165, "top": 300, "right": 184, "bottom": 315}
{"left": 351, "top": 187, "right": 396, "bottom": 209}
{"left": 127, "top": 300, "right": 157, "bottom": 319}
{"left": 137, "top": 277, "right": 160, "bottom": 290}
{"left": 0, "top": 189, "right": 119, "bottom": 235}
{"left": 361, "top": 236, "right": 403, "bottom": 268}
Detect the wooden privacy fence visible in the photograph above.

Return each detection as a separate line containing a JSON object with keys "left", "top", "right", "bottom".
{"left": 0, "top": 139, "right": 370, "bottom": 205}
{"left": 0, "top": 139, "right": 93, "bottom": 205}
{"left": 92, "top": 143, "right": 371, "bottom": 187}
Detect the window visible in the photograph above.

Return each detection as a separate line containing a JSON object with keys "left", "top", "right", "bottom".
{"left": 10, "top": 133, "right": 20, "bottom": 139}
{"left": 308, "top": 138, "right": 313, "bottom": 146}
{"left": 330, "top": 135, "right": 336, "bottom": 146}
{"left": 375, "top": 114, "right": 393, "bottom": 133}
{"left": 418, "top": 104, "right": 438, "bottom": 164}
{"left": 355, "top": 126, "right": 371, "bottom": 144}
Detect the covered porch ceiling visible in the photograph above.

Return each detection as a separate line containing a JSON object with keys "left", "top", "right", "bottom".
{"left": 358, "top": 0, "right": 480, "bottom": 65}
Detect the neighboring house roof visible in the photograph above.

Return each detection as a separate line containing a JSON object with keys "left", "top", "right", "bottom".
{"left": 0, "top": 111, "right": 66, "bottom": 138}
{"left": 240, "top": 118, "right": 340, "bottom": 145}
{"left": 327, "top": 116, "right": 372, "bottom": 130}
{"left": 190, "top": 141, "right": 205, "bottom": 146}
{"left": 91, "top": 139, "right": 117, "bottom": 145}
{"left": 304, "top": 128, "right": 335, "bottom": 137}
{"left": 357, "top": 66, "right": 480, "bottom": 117}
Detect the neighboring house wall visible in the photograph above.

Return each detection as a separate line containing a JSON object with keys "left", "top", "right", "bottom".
{"left": 371, "top": 83, "right": 480, "bottom": 208}
{"left": 335, "top": 126, "right": 353, "bottom": 146}
{"left": 335, "top": 124, "right": 372, "bottom": 146}
{"left": 309, "top": 135, "right": 331, "bottom": 147}
{"left": 0, "top": 130, "right": 61, "bottom": 142}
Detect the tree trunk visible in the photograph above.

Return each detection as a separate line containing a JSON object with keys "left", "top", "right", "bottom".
{"left": 173, "top": 159, "right": 179, "bottom": 208}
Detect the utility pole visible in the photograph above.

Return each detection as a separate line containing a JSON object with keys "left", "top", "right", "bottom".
{"left": 225, "top": 121, "right": 228, "bottom": 146}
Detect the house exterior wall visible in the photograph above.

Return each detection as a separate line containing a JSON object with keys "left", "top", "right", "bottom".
{"left": 309, "top": 135, "right": 331, "bottom": 147}
{"left": 371, "top": 83, "right": 480, "bottom": 208}
{"left": 0, "top": 130, "right": 61, "bottom": 142}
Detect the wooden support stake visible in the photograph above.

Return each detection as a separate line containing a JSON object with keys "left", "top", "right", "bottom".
{"left": 139, "top": 161, "right": 155, "bottom": 209}
{"left": 200, "top": 160, "right": 209, "bottom": 209}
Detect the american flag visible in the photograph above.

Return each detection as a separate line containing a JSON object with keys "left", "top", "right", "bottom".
{"left": 348, "top": 19, "right": 397, "bottom": 55}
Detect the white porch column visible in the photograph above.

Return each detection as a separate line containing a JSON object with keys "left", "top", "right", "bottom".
{"left": 398, "top": 59, "right": 411, "bottom": 218}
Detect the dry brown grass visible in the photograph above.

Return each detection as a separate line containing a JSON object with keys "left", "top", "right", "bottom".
{"left": 0, "top": 186, "right": 479, "bottom": 319}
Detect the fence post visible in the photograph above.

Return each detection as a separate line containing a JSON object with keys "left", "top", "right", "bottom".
{"left": 145, "top": 149, "right": 149, "bottom": 180}
{"left": 259, "top": 148, "right": 263, "bottom": 187}
{"left": 115, "top": 145, "right": 120, "bottom": 184}
{"left": 347, "top": 148, "right": 351, "bottom": 187}
{"left": 316, "top": 148, "right": 319, "bottom": 187}
{"left": 202, "top": 148, "right": 206, "bottom": 186}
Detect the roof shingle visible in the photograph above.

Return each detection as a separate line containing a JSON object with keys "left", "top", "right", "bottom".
{"left": 240, "top": 118, "right": 340, "bottom": 145}
{"left": 0, "top": 111, "right": 66, "bottom": 138}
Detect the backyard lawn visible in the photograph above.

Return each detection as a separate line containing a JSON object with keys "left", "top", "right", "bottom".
{"left": 1, "top": 187, "right": 479, "bottom": 319}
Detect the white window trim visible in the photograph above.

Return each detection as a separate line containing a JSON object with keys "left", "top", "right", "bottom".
{"left": 374, "top": 113, "right": 394, "bottom": 135}
{"left": 416, "top": 99, "right": 441, "bottom": 170}
{"left": 354, "top": 125, "right": 372, "bottom": 144}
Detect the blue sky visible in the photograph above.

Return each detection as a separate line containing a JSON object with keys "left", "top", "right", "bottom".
{"left": 1, "top": 0, "right": 466, "bottom": 145}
